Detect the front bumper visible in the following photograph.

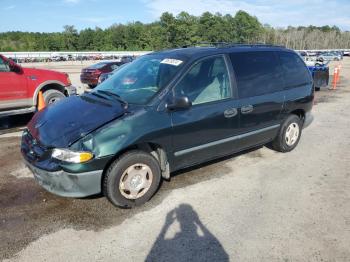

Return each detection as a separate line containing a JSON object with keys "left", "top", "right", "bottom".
{"left": 24, "top": 159, "right": 102, "bottom": 198}
{"left": 65, "top": 85, "right": 77, "bottom": 96}
{"left": 303, "top": 112, "right": 314, "bottom": 129}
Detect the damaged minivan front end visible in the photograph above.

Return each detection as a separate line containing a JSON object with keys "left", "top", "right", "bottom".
{"left": 21, "top": 93, "right": 130, "bottom": 197}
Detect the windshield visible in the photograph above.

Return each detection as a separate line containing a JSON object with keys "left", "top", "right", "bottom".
{"left": 94, "top": 55, "right": 187, "bottom": 105}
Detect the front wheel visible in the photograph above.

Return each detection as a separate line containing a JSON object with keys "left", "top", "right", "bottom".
{"left": 272, "top": 115, "right": 302, "bottom": 153}
{"left": 103, "top": 150, "right": 161, "bottom": 208}
{"left": 43, "top": 89, "right": 66, "bottom": 105}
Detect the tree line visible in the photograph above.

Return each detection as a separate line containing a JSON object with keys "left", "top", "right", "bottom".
{"left": 1, "top": 10, "right": 349, "bottom": 52}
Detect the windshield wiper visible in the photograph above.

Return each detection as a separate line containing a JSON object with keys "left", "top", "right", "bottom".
{"left": 96, "top": 90, "right": 128, "bottom": 108}
{"left": 89, "top": 91, "right": 108, "bottom": 100}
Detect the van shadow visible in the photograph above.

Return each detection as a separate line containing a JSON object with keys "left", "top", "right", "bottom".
{"left": 146, "top": 204, "right": 229, "bottom": 262}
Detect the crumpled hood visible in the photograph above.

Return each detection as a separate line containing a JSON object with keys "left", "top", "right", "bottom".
{"left": 27, "top": 94, "right": 126, "bottom": 148}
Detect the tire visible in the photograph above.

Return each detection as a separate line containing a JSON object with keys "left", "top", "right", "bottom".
{"left": 103, "top": 150, "right": 161, "bottom": 208}
{"left": 43, "top": 89, "right": 65, "bottom": 105}
{"left": 272, "top": 114, "right": 302, "bottom": 153}
{"left": 315, "top": 87, "right": 320, "bottom": 91}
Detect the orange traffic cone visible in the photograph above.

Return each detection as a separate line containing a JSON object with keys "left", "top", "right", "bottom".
{"left": 332, "top": 67, "right": 339, "bottom": 90}
{"left": 37, "top": 91, "right": 46, "bottom": 111}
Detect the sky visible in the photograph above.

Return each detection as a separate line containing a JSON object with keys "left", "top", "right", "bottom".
{"left": 0, "top": 0, "right": 350, "bottom": 32}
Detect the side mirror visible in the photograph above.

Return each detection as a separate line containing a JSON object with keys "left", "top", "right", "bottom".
{"left": 166, "top": 96, "right": 192, "bottom": 111}
{"left": 9, "top": 60, "right": 22, "bottom": 73}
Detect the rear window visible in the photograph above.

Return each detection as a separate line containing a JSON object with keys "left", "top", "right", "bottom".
{"left": 88, "top": 62, "right": 108, "bottom": 69}
{"left": 230, "top": 51, "right": 284, "bottom": 98}
{"left": 277, "top": 51, "right": 311, "bottom": 89}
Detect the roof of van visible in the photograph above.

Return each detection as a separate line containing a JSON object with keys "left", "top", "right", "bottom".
{"left": 149, "top": 44, "right": 292, "bottom": 60}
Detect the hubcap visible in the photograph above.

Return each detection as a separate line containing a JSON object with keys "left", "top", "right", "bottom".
{"left": 285, "top": 122, "right": 300, "bottom": 146}
{"left": 48, "top": 97, "right": 62, "bottom": 104}
{"left": 119, "top": 163, "right": 153, "bottom": 200}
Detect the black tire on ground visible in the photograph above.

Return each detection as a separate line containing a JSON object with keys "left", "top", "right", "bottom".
{"left": 272, "top": 114, "right": 303, "bottom": 153}
{"left": 103, "top": 150, "right": 161, "bottom": 208}
{"left": 43, "top": 89, "right": 66, "bottom": 105}
{"left": 315, "top": 87, "right": 320, "bottom": 91}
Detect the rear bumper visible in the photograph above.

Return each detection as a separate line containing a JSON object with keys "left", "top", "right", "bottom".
{"left": 65, "top": 85, "right": 77, "bottom": 96}
{"left": 303, "top": 112, "right": 313, "bottom": 129}
{"left": 80, "top": 76, "right": 99, "bottom": 86}
{"left": 24, "top": 159, "right": 102, "bottom": 198}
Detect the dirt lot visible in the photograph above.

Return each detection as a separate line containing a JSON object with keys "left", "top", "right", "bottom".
{"left": 1, "top": 59, "right": 350, "bottom": 261}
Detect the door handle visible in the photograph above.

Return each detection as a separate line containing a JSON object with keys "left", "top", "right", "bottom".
{"left": 241, "top": 105, "right": 254, "bottom": 114}
{"left": 224, "top": 108, "right": 238, "bottom": 118}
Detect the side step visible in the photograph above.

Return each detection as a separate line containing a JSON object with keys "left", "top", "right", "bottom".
{"left": 0, "top": 107, "right": 36, "bottom": 117}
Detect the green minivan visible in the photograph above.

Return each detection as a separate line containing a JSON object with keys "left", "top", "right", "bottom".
{"left": 22, "top": 45, "right": 313, "bottom": 208}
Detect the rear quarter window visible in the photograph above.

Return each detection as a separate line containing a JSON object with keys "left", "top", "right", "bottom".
{"left": 230, "top": 51, "right": 284, "bottom": 98}
{"left": 278, "top": 51, "right": 312, "bottom": 89}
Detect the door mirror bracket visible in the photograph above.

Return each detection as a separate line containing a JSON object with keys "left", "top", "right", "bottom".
{"left": 166, "top": 96, "right": 192, "bottom": 111}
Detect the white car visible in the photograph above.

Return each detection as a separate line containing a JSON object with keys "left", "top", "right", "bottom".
{"left": 317, "top": 52, "right": 341, "bottom": 62}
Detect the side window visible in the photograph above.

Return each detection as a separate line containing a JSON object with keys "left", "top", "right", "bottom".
{"left": 278, "top": 52, "right": 311, "bottom": 89}
{"left": 230, "top": 51, "right": 284, "bottom": 99}
{"left": 174, "top": 56, "right": 231, "bottom": 105}
{"left": 0, "top": 57, "right": 10, "bottom": 72}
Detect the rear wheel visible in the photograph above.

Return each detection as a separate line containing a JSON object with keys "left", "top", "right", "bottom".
{"left": 43, "top": 89, "right": 65, "bottom": 105}
{"left": 103, "top": 150, "right": 161, "bottom": 208}
{"left": 272, "top": 114, "right": 302, "bottom": 153}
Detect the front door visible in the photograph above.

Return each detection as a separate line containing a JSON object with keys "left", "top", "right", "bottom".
{"left": 170, "top": 55, "right": 240, "bottom": 169}
{"left": 0, "top": 56, "right": 28, "bottom": 110}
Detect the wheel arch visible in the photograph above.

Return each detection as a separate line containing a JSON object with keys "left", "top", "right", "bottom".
{"left": 102, "top": 142, "right": 170, "bottom": 185}
{"left": 290, "top": 109, "right": 305, "bottom": 122}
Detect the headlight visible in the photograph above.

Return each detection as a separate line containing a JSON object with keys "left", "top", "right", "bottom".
{"left": 52, "top": 148, "right": 93, "bottom": 163}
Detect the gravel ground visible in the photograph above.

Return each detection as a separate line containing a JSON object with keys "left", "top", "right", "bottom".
{"left": 0, "top": 58, "right": 349, "bottom": 261}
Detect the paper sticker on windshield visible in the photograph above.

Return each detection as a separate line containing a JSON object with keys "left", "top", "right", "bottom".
{"left": 161, "top": 58, "right": 183, "bottom": 66}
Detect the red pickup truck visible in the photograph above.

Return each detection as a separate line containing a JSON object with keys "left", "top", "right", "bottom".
{"left": 0, "top": 54, "right": 76, "bottom": 117}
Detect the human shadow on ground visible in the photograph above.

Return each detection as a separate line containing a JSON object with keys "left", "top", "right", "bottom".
{"left": 146, "top": 204, "right": 229, "bottom": 262}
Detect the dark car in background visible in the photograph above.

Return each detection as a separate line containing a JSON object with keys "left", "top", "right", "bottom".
{"left": 80, "top": 61, "right": 125, "bottom": 88}
{"left": 98, "top": 62, "right": 130, "bottom": 85}
{"left": 22, "top": 44, "right": 314, "bottom": 208}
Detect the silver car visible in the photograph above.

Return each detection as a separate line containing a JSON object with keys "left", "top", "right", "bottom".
{"left": 317, "top": 52, "right": 341, "bottom": 62}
